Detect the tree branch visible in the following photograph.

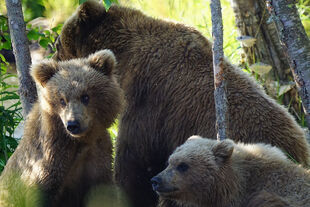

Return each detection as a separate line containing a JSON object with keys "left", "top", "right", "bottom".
{"left": 210, "top": 0, "right": 228, "bottom": 141}
{"left": 5, "top": 0, "right": 37, "bottom": 118}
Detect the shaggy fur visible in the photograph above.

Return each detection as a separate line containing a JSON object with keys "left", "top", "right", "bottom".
{"left": 53, "top": 1, "right": 310, "bottom": 206}
{"left": 0, "top": 50, "right": 123, "bottom": 207}
{"left": 152, "top": 136, "right": 310, "bottom": 207}
{"left": 246, "top": 190, "right": 295, "bottom": 207}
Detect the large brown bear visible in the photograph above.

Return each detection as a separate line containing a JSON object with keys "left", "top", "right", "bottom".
{"left": 152, "top": 136, "right": 310, "bottom": 207}
{"left": 0, "top": 50, "right": 123, "bottom": 207}
{"left": 53, "top": 1, "right": 310, "bottom": 207}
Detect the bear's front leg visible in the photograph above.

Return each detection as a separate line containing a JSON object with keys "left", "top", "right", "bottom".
{"left": 114, "top": 144, "right": 163, "bottom": 207}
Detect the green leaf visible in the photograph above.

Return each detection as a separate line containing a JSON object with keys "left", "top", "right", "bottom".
{"left": 0, "top": 54, "right": 9, "bottom": 65}
{"left": 47, "top": 53, "right": 54, "bottom": 59}
{"left": 1, "top": 73, "right": 17, "bottom": 81}
{"left": 0, "top": 16, "right": 8, "bottom": 32}
{"left": 51, "top": 24, "right": 63, "bottom": 34}
{"left": 39, "top": 38, "right": 50, "bottom": 49}
{"left": 103, "top": 0, "right": 118, "bottom": 11}
{"left": 0, "top": 158, "right": 5, "bottom": 166}
{"left": 0, "top": 95, "right": 19, "bottom": 101}
{"left": 7, "top": 102, "right": 22, "bottom": 111}
{"left": 27, "top": 29, "right": 40, "bottom": 41}
{"left": 43, "top": 30, "right": 51, "bottom": 36}
{"left": 0, "top": 91, "right": 20, "bottom": 101}
{"left": 1, "top": 40, "right": 12, "bottom": 50}
{"left": 6, "top": 137, "right": 18, "bottom": 151}
{"left": 1, "top": 64, "right": 7, "bottom": 74}
{"left": 3, "top": 33, "right": 11, "bottom": 43}
{"left": 79, "top": 0, "right": 88, "bottom": 4}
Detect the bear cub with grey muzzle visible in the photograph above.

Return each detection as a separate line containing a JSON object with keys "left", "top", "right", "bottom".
{"left": 0, "top": 49, "right": 123, "bottom": 207}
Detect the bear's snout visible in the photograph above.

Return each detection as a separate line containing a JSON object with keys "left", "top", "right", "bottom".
{"left": 151, "top": 176, "right": 162, "bottom": 191}
{"left": 66, "top": 120, "right": 81, "bottom": 134}
{"left": 151, "top": 174, "right": 179, "bottom": 196}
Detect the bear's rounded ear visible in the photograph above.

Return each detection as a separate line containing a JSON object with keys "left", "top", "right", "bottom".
{"left": 31, "top": 60, "right": 59, "bottom": 87}
{"left": 78, "top": 0, "right": 106, "bottom": 23}
{"left": 212, "top": 139, "right": 234, "bottom": 164}
{"left": 187, "top": 135, "right": 202, "bottom": 141}
{"left": 88, "top": 49, "right": 116, "bottom": 76}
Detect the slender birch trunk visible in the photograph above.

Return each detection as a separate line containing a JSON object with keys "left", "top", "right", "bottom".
{"left": 210, "top": 0, "right": 228, "bottom": 141}
{"left": 5, "top": 0, "right": 37, "bottom": 118}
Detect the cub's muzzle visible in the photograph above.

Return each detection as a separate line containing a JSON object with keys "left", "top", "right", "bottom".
{"left": 66, "top": 120, "right": 81, "bottom": 134}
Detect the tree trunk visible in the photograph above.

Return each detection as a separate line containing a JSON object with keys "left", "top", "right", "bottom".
{"left": 268, "top": 0, "right": 310, "bottom": 129}
{"left": 210, "top": 0, "right": 228, "bottom": 141}
{"left": 230, "top": 0, "right": 303, "bottom": 125}
{"left": 5, "top": 0, "right": 37, "bottom": 118}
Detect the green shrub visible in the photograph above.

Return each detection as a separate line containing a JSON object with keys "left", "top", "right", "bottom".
{"left": 0, "top": 16, "right": 22, "bottom": 173}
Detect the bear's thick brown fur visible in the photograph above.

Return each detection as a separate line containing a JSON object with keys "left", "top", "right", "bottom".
{"left": 53, "top": 1, "right": 310, "bottom": 206}
{"left": 152, "top": 136, "right": 310, "bottom": 207}
{"left": 0, "top": 50, "right": 123, "bottom": 207}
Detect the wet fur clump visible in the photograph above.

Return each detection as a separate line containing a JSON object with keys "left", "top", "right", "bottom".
{"left": 54, "top": 1, "right": 310, "bottom": 206}
{"left": 153, "top": 136, "right": 310, "bottom": 207}
{"left": 0, "top": 49, "right": 123, "bottom": 207}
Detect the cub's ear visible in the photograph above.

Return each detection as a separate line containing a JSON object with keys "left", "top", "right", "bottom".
{"left": 31, "top": 60, "right": 59, "bottom": 87}
{"left": 212, "top": 139, "right": 234, "bottom": 164}
{"left": 187, "top": 135, "right": 203, "bottom": 142}
{"left": 78, "top": 0, "right": 106, "bottom": 23}
{"left": 88, "top": 49, "right": 116, "bottom": 75}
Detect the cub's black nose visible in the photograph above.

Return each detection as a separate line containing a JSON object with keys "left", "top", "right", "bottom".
{"left": 151, "top": 176, "right": 162, "bottom": 191}
{"left": 67, "top": 120, "right": 81, "bottom": 134}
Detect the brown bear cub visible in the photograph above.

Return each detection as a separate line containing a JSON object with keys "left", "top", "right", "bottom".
{"left": 152, "top": 136, "right": 310, "bottom": 207}
{"left": 53, "top": 1, "right": 310, "bottom": 206}
{"left": 0, "top": 49, "right": 123, "bottom": 207}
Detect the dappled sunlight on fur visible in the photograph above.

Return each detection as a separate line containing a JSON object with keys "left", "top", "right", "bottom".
{"left": 235, "top": 142, "right": 288, "bottom": 162}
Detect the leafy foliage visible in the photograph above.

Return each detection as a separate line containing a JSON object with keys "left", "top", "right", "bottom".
{"left": 0, "top": 15, "right": 11, "bottom": 51}
{"left": 298, "top": 0, "right": 310, "bottom": 36}
{"left": 27, "top": 22, "right": 63, "bottom": 56}
{"left": 0, "top": 12, "right": 64, "bottom": 173}
{"left": 0, "top": 17, "right": 22, "bottom": 172}
{"left": 103, "top": 0, "right": 119, "bottom": 11}
{"left": 22, "top": 0, "right": 45, "bottom": 22}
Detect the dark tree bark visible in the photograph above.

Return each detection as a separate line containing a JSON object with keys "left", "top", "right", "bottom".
{"left": 210, "top": 0, "right": 228, "bottom": 141}
{"left": 230, "top": 0, "right": 304, "bottom": 125}
{"left": 230, "top": 0, "right": 290, "bottom": 79}
{"left": 267, "top": 0, "right": 310, "bottom": 129}
{"left": 5, "top": 0, "right": 37, "bottom": 118}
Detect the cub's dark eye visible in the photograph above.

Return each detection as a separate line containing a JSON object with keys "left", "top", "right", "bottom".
{"left": 81, "top": 94, "right": 89, "bottom": 105}
{"left": 60, "top": 98, "right": 66, "bottom": 107}
{"left": 176, "top": 162, "right": 189, "bottom": 173}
